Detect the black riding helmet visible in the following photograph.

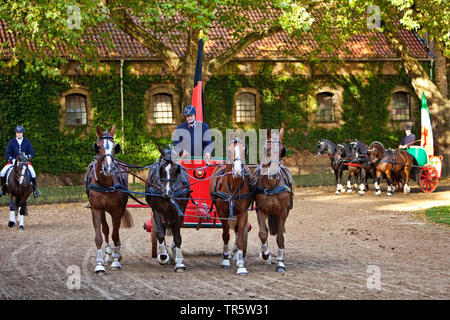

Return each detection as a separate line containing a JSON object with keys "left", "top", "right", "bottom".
{"left": 183, "top": 105, "right": 196, "bottom": 116}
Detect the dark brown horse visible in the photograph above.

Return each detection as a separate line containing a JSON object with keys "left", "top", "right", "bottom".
{"left": 6, "top": 153, "right": 33, "bottom": 230}
{"left": 85, "top": 125, "right": 133, "bottom": 273}
{"left": 209, "top": 134, "right": 253, "bottom": 275}
{"left": 367, "top": 141, "right": 413, "bottom": 196}
{"left": 145, "top": 145, "right": 190, "bottom": 272}
{"left": 254, "top": 128, "right": 294, "bottom": 272}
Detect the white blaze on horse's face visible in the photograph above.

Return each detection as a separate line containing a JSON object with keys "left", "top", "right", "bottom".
{"left": 233, "top": 144, "right": 242, "bottom": 177}
{"left": 163, "top": 162, "right": 172, "bottom": 197}
{"left": 103, "top": 138, "right": 114, "bottom": 175}
{"left": 17, "top": 162, "right": 26, "bottom": 185}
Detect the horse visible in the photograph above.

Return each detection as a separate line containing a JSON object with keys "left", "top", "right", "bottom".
{"left": 253, "top": 128, "right": 294, "bottom": 272}
{"left": 85, "top": 125, "right": 133, "bottom": 273}
{"left": 367, "top": 141, "right": 414, "bottom": 196}
{"left": 145, "top": 145, "right": 190, "bottom": 272}
{"left": 209, "top": 134, "right": 253, "bottom": 275}
{"left": 5, "top": 152, "right": 33, "bottom": 230}
{"left": 316, "top": 139, "right": 348, "bottom": 194}
{"left": 349, "top": 140, "right": 375, "bottom": 195}
{"left": 334, "top": 143, "right": 360, "bottom": 193}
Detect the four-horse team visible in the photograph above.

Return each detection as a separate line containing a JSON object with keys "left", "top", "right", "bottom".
{"left": 0, "top": 107, "right": 422, "bottom": 276}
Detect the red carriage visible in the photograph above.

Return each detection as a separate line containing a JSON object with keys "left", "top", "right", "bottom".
{"left": 127, "top": 157, "right": 251, "bottom": 257}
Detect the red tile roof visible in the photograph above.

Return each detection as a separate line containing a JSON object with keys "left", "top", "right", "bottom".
{"left": 0, "top": 15, "right": 431, "bottom": 62}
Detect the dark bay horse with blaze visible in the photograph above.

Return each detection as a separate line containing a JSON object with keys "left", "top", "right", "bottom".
{"left": 349, "top": 140, "right": 376, "bottom": 195}
{"left": 367, "top": 141, "right": 414, "bottom": 196}
{"left": 85, "top": 125, "right": 133, "bottom": 273}
{"left": 209, "top": 134, "right": 253, "bottom": 275}
{"left": 6, "top": 153, "right": 33, "bottom": 230}
{"left": 316, "top": 139, "right": 349, "bottom": 194}
{"left": 254, "top": 129, "right": 294, "bottom": 272}
{"left": 145, "top": 145, "right": 190, "bottom": 272}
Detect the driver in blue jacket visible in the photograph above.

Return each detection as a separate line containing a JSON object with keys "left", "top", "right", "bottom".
{"left": 0, "top": 126, "right": 41, "bottom": 198}
{"left": 173, "top": 105, "right": 213, "bottom": 163}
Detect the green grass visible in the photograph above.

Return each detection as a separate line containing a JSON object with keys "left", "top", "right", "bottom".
{"left": 424, "top": 206, "right": 450, "bottom": 226}
{"left": 0, "top": 183, "right": 147, "bottom": 206}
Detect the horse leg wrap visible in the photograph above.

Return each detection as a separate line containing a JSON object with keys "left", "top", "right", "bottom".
{"left": 358, "top": 183, "right": 365, "bottom": 195}
{"left": 174, "top": 247, "right": 185, "bottom": 272}
{"left": 19, "top": 214, "right": 24, "bottom": 228}
{"left": 94, "top": 249, "right": 106, "bottom": 273}
{"left": 259, "top": 242, "right": 272, "bottom": 264}
{"left": 387, "top": 186, "right": 393, "bottom": 197}
{"left": 276, "top": 248, "right": 286, "bottom": 272}
{"left": 236, "top": 250, "right": 248, "bottom": 275}
{"left": 404, "top": 184, "right": 411, "bottom": 194}
{"left": 222, "top": 244, "right": 231, "bottom": 269}
{"left": 335, "top": 184, "right": 342, "bottom": 194}
{"left": 157, "top": 242, "right": 170, "bottom": 265}
{"left": 9, "top": 210, "right": 16, "bottom": 223}
{"left": 104, "top": 244, "right": 112, "bottom": 263}
{"left": 111, "top": 246, "right": 122, "bottom": 269}
{"left": 375, "top": 182, "right": 381, "bottom": 196}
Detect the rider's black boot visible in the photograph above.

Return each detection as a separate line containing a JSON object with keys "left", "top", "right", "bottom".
{"left": 31, "top": 177, "right": 41, "bottom": 198}
{"left": 1, "top": 176, "right": 6, "bottom": 196}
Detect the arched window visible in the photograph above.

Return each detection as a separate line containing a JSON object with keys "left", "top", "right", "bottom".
{"left": 236, "top": 92, "right": 256, "bottom": 123}
{"left": 392, "top": 91, "right": 411, "bottom": 121}
{"left": 153, "top": 93, "right": 173, "bottom": 124}
{"left": 65, "top": 94, "right": 87, "bottom": 125}
{"left": 316, "top": 92, "right": 335, "bottom": 122}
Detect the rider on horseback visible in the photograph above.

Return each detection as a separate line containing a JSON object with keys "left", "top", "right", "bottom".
{"left": 0, "top": 126, "right": 41, "bottom": 198}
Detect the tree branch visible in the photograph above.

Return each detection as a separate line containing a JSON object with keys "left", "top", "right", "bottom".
{"left": 205, "top": 25, "right": 284, "bottom": 77}
{"left": 105, "top": 1, "right": 181, "bottom": 73}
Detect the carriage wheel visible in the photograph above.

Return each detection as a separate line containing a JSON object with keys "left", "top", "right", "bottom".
{"left": 151, "top": 212, "right": 158, "bottom": 258}
{"left": 419, "top": 165, "right": 439, "bottom": 193}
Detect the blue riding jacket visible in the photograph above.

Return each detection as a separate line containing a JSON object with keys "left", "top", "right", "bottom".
{"left": 5, "top": 138, "right": 35, "bottom": 162}
{"left": 172, "top": 121, "right": 213, "bottom": 157}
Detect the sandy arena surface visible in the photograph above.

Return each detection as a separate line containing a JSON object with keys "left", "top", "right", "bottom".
{"left": 0, "top": 180, "right": 449, "bottom": 300}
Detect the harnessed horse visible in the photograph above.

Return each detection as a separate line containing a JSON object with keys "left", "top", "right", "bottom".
{"left": 85, "top": 125, "right": 133, "bottom": 273}
{"left": 253, "top": 128, "right": 294, "bottom": 273}
{"left": 209, "top": 135, "right": 253, "bottom": 275}
{"left": 316, "top": 139, "right": 349, "bottom": 194}
{"left": 6, "top": 153, "right": 33, "bottom": 230}
{"left": 334, "top": 143, "right": 360, "bottom": 193}
{"left": 145, "top": 145, "right": 191, "bottom": 272}
{"left": 367, "top": 141, "right": 414, "bottom": 196}
{"left": 349, "top": 140, "right": 375, "bottom": 195}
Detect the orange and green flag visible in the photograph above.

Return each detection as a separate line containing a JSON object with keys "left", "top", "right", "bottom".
{"left": 192, "top": 30, "right": 204, "bottom": 122}
{"left": 420, "top": 93, "right": 434, "bottom": 156}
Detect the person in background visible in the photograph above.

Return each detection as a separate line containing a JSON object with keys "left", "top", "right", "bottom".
{"left": 398, "top": 125, "right": 417, "bottom": 150}
{"left": 0, "top": 125, "right": 41, "bottom": 198}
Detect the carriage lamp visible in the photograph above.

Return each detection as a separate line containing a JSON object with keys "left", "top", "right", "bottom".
{"left": 194, "top": 168, "right": 206, "bottom": 179}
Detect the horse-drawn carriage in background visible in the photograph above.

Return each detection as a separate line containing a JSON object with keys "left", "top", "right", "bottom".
{"left": 406, "top": 146, "right": 443, "bottom": 193}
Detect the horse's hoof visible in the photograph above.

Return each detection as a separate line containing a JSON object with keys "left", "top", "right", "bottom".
{"left": 335, "top": 190, "right": 340, "bottom": 195}
{"left": 358, "top": 191, "right": 365, "bottom": 196}
{"left": 94, "top": 264, "right": 106, "bottom": 274}
{"left": 19, "top": 225, "right": 24, "bottom": 230}
{"left": 221, "top": 259, "right": 231, "bottom": 269}
{"left": 276, "top": 266, "right": 286, "bottom": 273}
{"left": 387, "top": 193, "right": 392, "bottom": 197}
{"left": 174, "top": 264, "right": 186, "bottom": 272}
{"left": 347, "top": 189, "right": 353, "bottom": 193}
{"left": 8, "top": 221, "right": 16, "bottom": 228}
{"left": 157, "top": 254, "right": 170, "bottom": 265}
{"left": 375, "top": 190, "right": 381, "bottom": 196}
{"left": 237, "top": 267, "right": 248, "bottom": 275}
{"left": 110, "top": 261, "right": 122, "bottom": 270}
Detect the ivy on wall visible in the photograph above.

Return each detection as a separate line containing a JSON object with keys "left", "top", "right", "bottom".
{"left": 0, "top": 61, "right": 420, "bottom": 175}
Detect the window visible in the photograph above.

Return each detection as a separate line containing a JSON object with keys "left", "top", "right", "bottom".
{"left": 65, "top": 94, "right": 87, "bottom": 125}
{"left": 316, "top": 92, "right": 335, "bottom": 122}
{"left": 153, "top": 93, "right": 173, "bottom": 124}
{"left": 392, "top": 91, "right": 410, "bottom": 121}
{"left": 236, "top": 92, "right": 256, "bottom": 123}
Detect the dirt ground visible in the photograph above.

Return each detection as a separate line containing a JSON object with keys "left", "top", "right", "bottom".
{"left": 0, "top": 179, "right": 449, "bottom": 300}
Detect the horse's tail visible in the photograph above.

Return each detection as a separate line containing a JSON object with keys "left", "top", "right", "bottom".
{"left": 268, "top": 215, "right": 278, "bottom": 236}
{"left": 121, "top": 209, "right": 134, "bottom": 228}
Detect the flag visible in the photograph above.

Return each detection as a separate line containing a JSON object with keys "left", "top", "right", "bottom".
{"left": 420, "top": 93, "right": 434, "bottom": 156}
{"left": 192, "top": 30, "right": 204, "bottom": 122}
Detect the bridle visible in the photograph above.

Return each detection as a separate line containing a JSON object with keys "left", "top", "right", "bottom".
{"left": 262, "top": 139, "right": 283, "bottom": 179}
{"left": 95, "top": 132, "right": 118, "bottom": 175}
